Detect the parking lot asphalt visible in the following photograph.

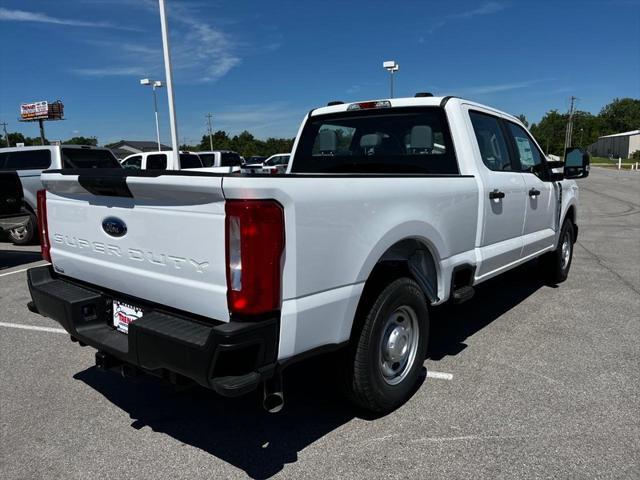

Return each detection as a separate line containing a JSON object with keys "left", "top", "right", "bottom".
{"left": 1, "top": 167, "right": 638, "bottom": 479}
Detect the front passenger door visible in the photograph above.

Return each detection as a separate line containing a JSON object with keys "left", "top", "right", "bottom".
{"left": 468, "top": 110, "right": 527, "bottom": 278}
{"left": 505, "top": 122, "right": 556, "bottom": 258}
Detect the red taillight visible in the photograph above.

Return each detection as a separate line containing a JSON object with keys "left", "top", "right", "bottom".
{"left": 36, "top": 190, "right": 51, "bottom": 262}
{"left": 225, "top": 200, "right": 285, "bottom": 316}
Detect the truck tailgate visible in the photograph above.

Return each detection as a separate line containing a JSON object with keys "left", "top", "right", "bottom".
{"left": 42, "top": 172, "right": 229, "bottom": 322}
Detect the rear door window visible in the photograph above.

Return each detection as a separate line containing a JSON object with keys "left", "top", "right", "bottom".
{"left": 1, "top": 150, "right": 51, "bottom": 170}
{"left": 62, "top": 148, "right": 121, "bottom": 168}
{"left": 220, "top": 152, "right": 242, "bottom": 167}
{"left": 198, "top": 153, "right": 216, "bottom": 167}
{"left": 293, "top": 107, "right": 458, "bottom": 174}
{"left": 146, "top": 154, "right": 167, "bottom": 169}
{"left": 469, "top": 111, "right": 513, "bottom": 172}
{"left": 179, "top": 153, "right": 202, "bottom": 169}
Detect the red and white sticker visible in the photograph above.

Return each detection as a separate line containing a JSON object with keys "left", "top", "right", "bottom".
{"left": 112, "top": 301, "right": 143, "bottom": 334}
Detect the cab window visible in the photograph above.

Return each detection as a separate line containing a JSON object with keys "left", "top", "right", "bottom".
{"left": 469, "top": 111, "right": 512, "bottom": 172}
{"left": 122, "top": 155, "right": 142, "bottom": 169}
{"left": 506, "top": 122, "right": 545, "bottom": 174}
{"left": 294, "top": 107, "right": 458, "bottom": 174}
{"left": 0, "top": 149, "right": 51, "bottom": 170}
{"left": 146, "top": 154, "right": 167, "bottom": 169}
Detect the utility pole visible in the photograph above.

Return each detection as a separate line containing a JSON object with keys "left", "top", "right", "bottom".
{"left": 563, "top": 96, "right": 577, "bottom": 156}
{"left": 158, "top": 0, "right": 180, "bottom": 169}
{"left": 206, "top": 113, "right": 214, "bottom": 150}
{"left": 1, "top": 121, "right": 9, "bottom": 147}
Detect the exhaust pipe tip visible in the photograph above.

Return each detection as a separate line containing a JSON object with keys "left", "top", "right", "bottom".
{"left": 263, "top": 392, "right": 284, "bottom": 413}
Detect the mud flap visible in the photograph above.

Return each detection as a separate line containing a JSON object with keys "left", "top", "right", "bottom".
{"left": 408, "top": 250, "right": 439, "bottom": 303}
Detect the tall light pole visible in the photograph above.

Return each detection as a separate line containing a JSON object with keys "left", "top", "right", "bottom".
{"left": 140, "top": 78, "right": 163, "bottom": 150}
{"left": 158, "top": 0, "right": 180, "bottom": 169}
{"left": 383, "top": 60, "right": 399, "bottom": 98}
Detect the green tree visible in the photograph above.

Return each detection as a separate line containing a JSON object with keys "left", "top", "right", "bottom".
{"left": 517, "top": 114, "right": 529, "bottom": 128}
{"left": 530, "top": 110, "right": 567, "bottom": 155}
{"left": 598, "top": 98, "right": 640, "bottom": 135}
{"left": 63, "top": 136, "right": 98, "bottom": 146}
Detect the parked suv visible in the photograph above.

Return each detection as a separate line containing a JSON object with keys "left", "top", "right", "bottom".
{"left": 0, "top": 145, "right": 121, "bottom": 244}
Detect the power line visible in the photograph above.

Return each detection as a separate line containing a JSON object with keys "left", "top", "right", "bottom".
{"left": 564, "top": 96, "right": 578, "bottom": 154}
{"left": 206, "top": 113, "right": 213, "bottom": 150}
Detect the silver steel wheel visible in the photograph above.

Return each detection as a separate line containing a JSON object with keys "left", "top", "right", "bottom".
{"left": 378, "top": 305, "right": 420, "bottom": 386}
{"left": 561, "top": 231, "right": 572, "bottom": 270}
{"left": 10, "top": 226, "right": 28, "bottom": 241}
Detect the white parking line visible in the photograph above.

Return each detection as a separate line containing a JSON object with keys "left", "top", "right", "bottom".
{"left": 427, "top": 370, "right": 454, "bottom": 380}
{"left": 0, "top": 322, "right": 67, "bottom": 334}
{"left": 0, "top": 261, "right": 49, "bottom": 277}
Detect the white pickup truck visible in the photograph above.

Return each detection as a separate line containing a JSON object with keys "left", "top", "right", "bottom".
{"left": 27, "top": 95, "right": 589, "bottom": 413}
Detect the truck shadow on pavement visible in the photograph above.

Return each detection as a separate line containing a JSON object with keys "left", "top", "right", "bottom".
{"left": 0, "top": 248, "right": 42, "bottom": 270}
{"left": 75, "top": 356, "right": 361, "bottom": 479}
{"left": 428, "top": 259, "right": 551, "bottom": 360}
{"left": 74, "top": 259, "right": 550, "bottom": 479}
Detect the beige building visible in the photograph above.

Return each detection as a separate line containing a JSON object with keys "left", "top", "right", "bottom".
{"left": 588, "top": 130, "right": 640, "bottom": 159}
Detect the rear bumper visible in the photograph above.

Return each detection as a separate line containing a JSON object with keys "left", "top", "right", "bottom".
{"left": 27, "top": 266, "right": 278, "bottom": 397}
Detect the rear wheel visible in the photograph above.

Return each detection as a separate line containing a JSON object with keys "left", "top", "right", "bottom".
{"left": 544, "top": 219, "right": 574, "bottom": 284}
{"left": 9, "top": 213, "right": 37, "bottom": 245}
{"left": 344, "top": 277, "right": 429, "bottom": 413}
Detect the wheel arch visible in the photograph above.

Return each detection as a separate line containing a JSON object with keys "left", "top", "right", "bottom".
{"left": 348, "top": 236, "right": 441, "bottom": 343}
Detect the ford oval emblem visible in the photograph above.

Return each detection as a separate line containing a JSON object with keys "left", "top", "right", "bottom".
{"left": 102, "top": 217, "right": 127, "bottom": 237}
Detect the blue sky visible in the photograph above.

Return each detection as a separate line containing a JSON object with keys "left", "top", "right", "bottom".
{"left": 1, "top": 0, "right": 638, "bottom": 145}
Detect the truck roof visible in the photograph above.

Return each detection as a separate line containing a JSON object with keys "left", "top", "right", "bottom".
{"left": 310, "top": 96, "right": 521, "bottom": 125}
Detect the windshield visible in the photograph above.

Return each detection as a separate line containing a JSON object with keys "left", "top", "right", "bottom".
{"left": 292, "top": 107, "right": 458, "bottom": 174}
{"left": 179, "top": 153, "right": 203, "bottom": 169}
{"left": 265, "top": 155, "right": 290, "bottom": 166}
{"left": 62, "top": 148, "right": 121, "bottom": 169}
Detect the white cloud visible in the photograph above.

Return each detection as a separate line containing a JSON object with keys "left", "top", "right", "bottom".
{"left": 456, "top": 79, "right": 551, "bottom": 95}
{"left": 428, "top": 2, "right": 507, "bottom": 34}
{"left": 0, "top": 7, "right": 137, "bottom": 30}
{"left": 71, "top": 2, "right": 241, "bottom": 83}
{"left": 71, "top": 66, "right": 148, "bottom": 76}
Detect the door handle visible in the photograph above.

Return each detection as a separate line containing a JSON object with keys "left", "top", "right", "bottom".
{"left": 529, "top": 188, "right": 541, "bottom": 197}
{"left": 489, "top": 189, "right": 505, "bottom": 200}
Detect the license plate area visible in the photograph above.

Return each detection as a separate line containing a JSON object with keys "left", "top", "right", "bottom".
{"left": 112, "top": 300, "right": 143, "bottom": 334}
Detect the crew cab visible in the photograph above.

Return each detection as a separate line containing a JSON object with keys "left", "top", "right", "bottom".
{"left": 0, "top": 145, "right": 121, "bottom": 244}
{"left": 120, "top": 151, "right": 203, "bottom": 170}
{"left": 26, "top": 96, "right": 589, "bottom": 413}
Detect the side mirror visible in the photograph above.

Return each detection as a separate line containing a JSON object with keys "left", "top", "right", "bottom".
{"left": 564, "top": 147, "right": 590, "bottom": 179}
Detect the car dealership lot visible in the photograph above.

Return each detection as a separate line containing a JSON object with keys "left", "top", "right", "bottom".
{"left": 1, "top": 167, "right": 638, "bottom": 480}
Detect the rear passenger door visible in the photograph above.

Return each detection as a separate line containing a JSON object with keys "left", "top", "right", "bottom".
{"left": 505, "top": 122, "right": 556, "bottom": 257}
{"left": 468, "top": 110, "right": 527, "bottom": 278}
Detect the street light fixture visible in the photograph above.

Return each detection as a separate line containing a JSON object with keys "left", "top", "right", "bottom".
{"left": 140, "top": 78, "right": 164, "bottom": 151}
{"left": 383, "top": 60, "right": 399, "bottom": 98}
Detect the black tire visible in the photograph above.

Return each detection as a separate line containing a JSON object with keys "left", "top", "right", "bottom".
{"left": 544, "top": 220, "right": 574, "bottom": 284}
{"left": 343, "top": 277, "right": 429, "bottom": 413}
{"left": 9, "top": 213, "right": 37, "bottom": 245}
